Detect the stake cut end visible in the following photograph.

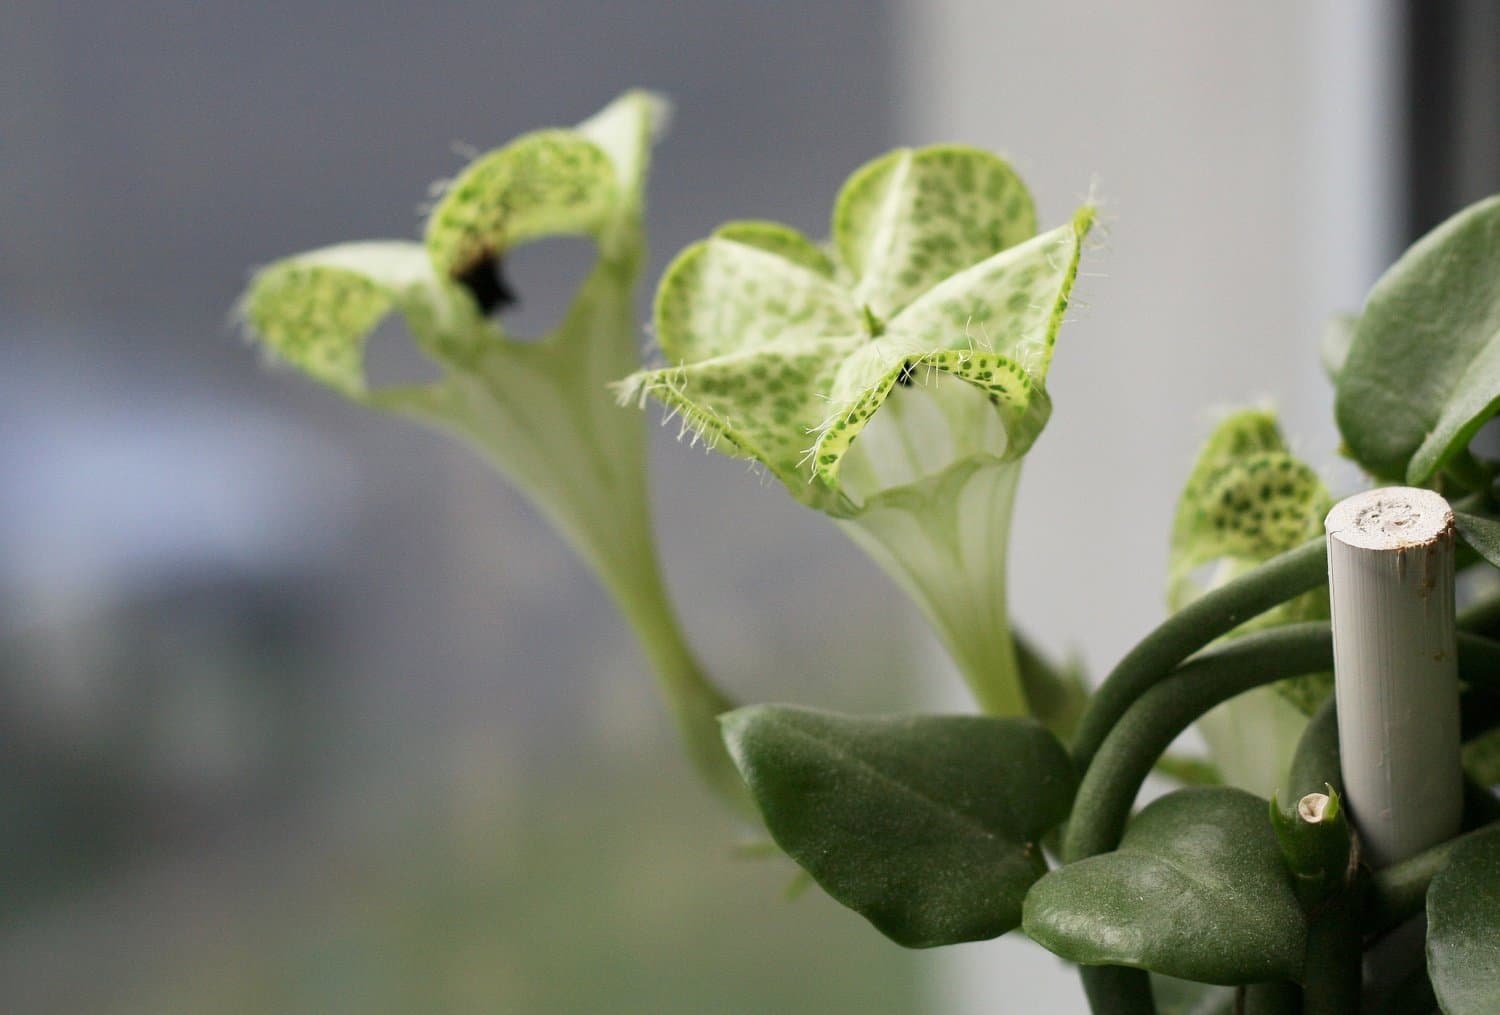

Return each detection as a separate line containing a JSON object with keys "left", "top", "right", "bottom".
{"left": 1324, "top": 486, "right": 1454, "bottom": 552}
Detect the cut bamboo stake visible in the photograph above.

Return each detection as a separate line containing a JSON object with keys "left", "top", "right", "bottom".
{"left": 1325, "top": 487, "right": 1463, "bottom": 869}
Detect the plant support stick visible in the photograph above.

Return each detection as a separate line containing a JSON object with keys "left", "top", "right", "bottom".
{"left": 1325, "top": 487, "right": 1463, "bottom": 868}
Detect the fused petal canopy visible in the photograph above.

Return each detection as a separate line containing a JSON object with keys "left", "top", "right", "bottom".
{"left": 241, "top": 90, "right": 666, "bottom": 395}
{"left": 621, "top": 146, "right": 1094, "bottom": 514}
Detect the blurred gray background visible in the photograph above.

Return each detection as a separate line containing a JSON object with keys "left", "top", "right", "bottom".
{"left": 0, "top": 1, "right": 1491, "bottom": 1012}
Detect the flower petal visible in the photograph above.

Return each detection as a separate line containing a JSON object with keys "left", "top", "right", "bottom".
{"left": 424, "top": 129, "right": 619, "bottom": 278}
{"left": 809, "top": 213, "right": 1093, "bottom": 486}
{"left": 620, "top": 337, "right": 859, "bottom": 503}
{"left": 241, "top": 241, "right": 460, "bottom": 396}
{"left": 890, "top": 209, "right": 1094, "bottom": 381}
{"left": 653, "top": 229, "right": 859, "bottom": 365}
{"left": 713, "top": 220, "right": 838, "bottom": 278}
{"left": 834, "top": 146, "right": 1037, "bottom": 320}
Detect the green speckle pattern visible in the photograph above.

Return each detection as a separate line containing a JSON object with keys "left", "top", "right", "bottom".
{"left": 623, "top": 148, "right": 1092, "bottom": 510}
{"left": 1170, "top": 409, "right": 1333, "bottom": 714}
{"left": 424, "top": 130, "right": 618, "bottom": 277}
{"left": 654, "top": 235, "right": 858, "bottom": 363}
{"left": 245, "top": 263, "right": 388, "bottom": 395}
{"left": 1171, "top": 411, "right": 1329, "bottom": 585}
{"left": 243, "top": 97, "right": 658, "bottom": 399}
{"left": 713, "top": 221, "right": 837, "bottom": 278}
{"left": 834, "top": 146, "right": 1038, "bottom": 320}
{"left": 241, "top": 241, "right": 447, "bottom": 396}
{"left": 620, "top": 338, "right": 857, "bottom": 494}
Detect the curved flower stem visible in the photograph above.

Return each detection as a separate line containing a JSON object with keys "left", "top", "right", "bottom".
{"left": 1065, "top": 622, "right": 1333, "bottom": 864}
{"left": 1069, "top": 539, "right": 1328, "bottom": 773}
{"left": 1068, "top": 623, "right": 1334, "bottom": 1015}
{"left": 1301, "top": 882, "right": 1363, "bottom": 1015}
{"left": 1067, "top": 625, "right": 1500, "bottom": 1013}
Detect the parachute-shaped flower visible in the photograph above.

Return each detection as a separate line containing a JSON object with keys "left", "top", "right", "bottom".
{"left": 238, "top": 93, "right": 748, "bottom": 811}
{"left": 624, "top": 148, "right": 1095, "bottom": 717}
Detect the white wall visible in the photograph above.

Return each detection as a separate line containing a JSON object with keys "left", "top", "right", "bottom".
{"left": 895, "top": 2, "right": 1402, "bottom": 1011}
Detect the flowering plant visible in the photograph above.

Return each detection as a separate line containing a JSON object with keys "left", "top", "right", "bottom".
{"left": 242, "top": 95, "right": 1500, "bottom": 1013}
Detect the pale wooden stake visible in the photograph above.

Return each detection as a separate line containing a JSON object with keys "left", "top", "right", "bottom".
{"left": 1325, "top": 487, "right": 1463, "bottom": 868}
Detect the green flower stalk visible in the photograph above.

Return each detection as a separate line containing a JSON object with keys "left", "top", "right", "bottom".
{"left": 621, "top": 147, "right": 1094, "bottom": 715}
{"left": 237, "top": 92, "right": 748, "bottom": 811}
{"left": 1167, "top": 409, "right": 1332, "bottom": 795}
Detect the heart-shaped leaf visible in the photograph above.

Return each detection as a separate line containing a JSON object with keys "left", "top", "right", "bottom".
{"left": 1023, "top": 787, "right": 1306, "bottom": 984}
{"left": 721, "top": 705, "right": 1076, "bottom": 948}
{"left": 1335, "top": 195, "right": 1500, "bottom": 483}
{"left": 1427, "top": 824, "right": 1500, "bottom": 1014}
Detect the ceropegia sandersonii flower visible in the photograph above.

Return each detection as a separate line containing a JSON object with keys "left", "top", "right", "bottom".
{"left": 621, "top": 146, "right": 1095, "bottom": 716}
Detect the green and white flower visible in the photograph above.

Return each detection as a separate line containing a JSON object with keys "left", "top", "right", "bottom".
{"left": 238, "top": 92, "right": 748, "bottom": 810}
{"left": 622, "top": 147, "right": 1094, "bottom": 716}
{"left": 1169, "top": 408, "right": 1332, "bottom": 795}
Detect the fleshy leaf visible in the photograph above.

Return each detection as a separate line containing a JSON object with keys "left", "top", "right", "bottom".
{"left": 241, "top": 241, "right": 462, "bottom": 396}
{"left": 722, "top": 705, "right": 1076, "bottom": 947}
{"left": 1014, "top": 630, "right": 1090, "bottom": 742}
{"left": 1320, "top": 312, "right": 1358, "bottom": 382}
{"left": 834, "top": 146, "right": 1037, "bottom": 319}
{"left": 1455, "top": 511, "right": 1500, "bottom": 570}
{"left": 1023, "top": 787, "right": 1307, "bottom": 984}
{"left": 1427, "top": 824, "right": 1500, "bottom": 1013}
{"left": 1335, "top": 194, "right": 1500, "bottom": 483}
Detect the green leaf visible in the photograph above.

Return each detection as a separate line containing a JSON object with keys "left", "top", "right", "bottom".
{"left": 1023, "top": 787, "right": 1307, "bottom": 984}
{"left": 1335, "top": 195, "right": 1500, "bottom": 483}
{"left": 721, "top": 705, "right": 1076, "bottom": 947}
{"left": 1456, "top": 511, "right": 1500, "bottom": 570}
{"left": 1427, "top": 824, "right": 1500, "bottom": 1013}
{"left": 1013, "top": 629, "right": 1090, "bottom": 741}
{"left": 1320, "top": 312, "right": 1358, "bottom": 382}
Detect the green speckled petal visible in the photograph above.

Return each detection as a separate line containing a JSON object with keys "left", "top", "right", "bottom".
{"left": 890, "top": 212, "right": 1094, "bottom": 382}
{"left": 712, "top": 220, "right": 837, "bottom": 278}
{"left": 812, "top": 350, "right": 1046, "bottom": 486}
{"left": 1170, "top": 411, "right": 1330, "bottom": 595}
{"left": 653, "top": 232, "right": 858, "bottom": 365}
{"left": 1170, "top": 410, "right": 1333, "bottom": 789}
{"left": 807, "top": 214, "right": 1090, "bottom": 486}
{"left": 619, "top": 337, "right": 860, "bottom": 502}
{"left": 241, "top": 241, "right": 455, "bottom": 396}
{"left": 573, "top": 89, "right": 666, "bottom": 203}
{"left": 424, "top": 130, "right": 618, "bottom": 277}
{"left": 834, "top": 146, "right": 1038, "bottom": 320}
